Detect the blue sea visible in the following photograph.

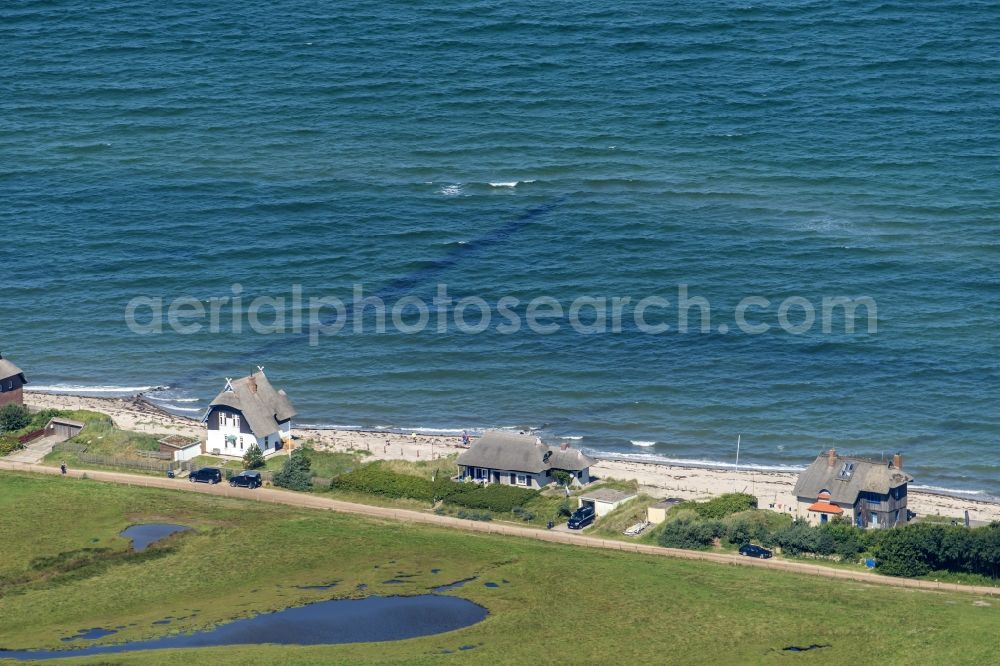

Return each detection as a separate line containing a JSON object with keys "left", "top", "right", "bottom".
{"left": 2, "top": 1, "right": 998, "bottom": 497}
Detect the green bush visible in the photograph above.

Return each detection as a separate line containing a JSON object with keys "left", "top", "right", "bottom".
{"left": 443, "top": 482, "right": 538, "bottom": 513}
{"left": 456, "top": 510, "right": 492, "bottom": 522}
{"left": 330, "top": 463, "right": 539, "bottom": 512}
{"left": 658, "top": 516, "right": 725, "bottom": 550}
{"left": 0, "top": 404, "right": 31, "bottom": 434}
{"left": 330, "top": 463, "right": 437, "bottom": 501}
{"left": 0, "top": 435, "right": 23, "bottom": 456}
{"left": 242, "top": 443, "right": 265, "bottom": 470}
{"left": 678, "top": 493, "right": 758, "bottom": 520}
{"left": 273, "top": 449, "right": 313, "bottom": 492}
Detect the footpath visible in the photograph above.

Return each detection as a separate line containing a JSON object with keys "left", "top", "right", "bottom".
{"left": 1, "top": 460, "right": 996, "bottom": 597}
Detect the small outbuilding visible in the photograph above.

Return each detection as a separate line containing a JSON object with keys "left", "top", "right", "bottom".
{"left": 0, "top": 353, "right": 28, "bottom": 407}
{"left": 647, "top": 497, "right": 684, "bottom": 524}
{"left": 158, "top": 435, "right": 203, "bottom": 462}
{"left": 578, "top": 488, "right": 638, "bottom": 518}
{"left": 45, "top": 417, "right": 84, "bottom": 441}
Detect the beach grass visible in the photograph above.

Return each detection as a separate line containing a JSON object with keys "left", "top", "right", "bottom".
{"left": 0, "top": 471, "right": 996, "bottom": 665}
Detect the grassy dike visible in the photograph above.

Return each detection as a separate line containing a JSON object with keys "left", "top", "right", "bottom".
{"left": 0, "top": 472, "right": 995, "bottom": 665}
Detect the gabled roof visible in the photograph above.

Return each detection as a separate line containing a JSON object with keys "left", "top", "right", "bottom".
{"left": 203, "top": 370, "right": 297, "bottom": 439}
{"left": 0, "top": 357, "right": 27, "bottom": 384}
{"left": 456, "top": 431, "right": 596, "bottom": 474}
{"left": 794, "top": 450, "right": 912, "bottom": 505}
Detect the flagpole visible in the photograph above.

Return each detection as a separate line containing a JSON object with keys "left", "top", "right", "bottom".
{"left": 735, "top": 434, "right": 741, "bottom": 475}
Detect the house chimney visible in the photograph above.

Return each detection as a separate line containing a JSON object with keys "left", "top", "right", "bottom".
{"left": 892, "top": 452, "right": 902, "bottom": 470}
{"left": 560, "top": 442, "right": 569, "bottom": 451}
{"left": 248, "top": 375, "right": 258, "bottom": 394}
{"left": 827, "top": 448, "right": 837, "bottom": 467}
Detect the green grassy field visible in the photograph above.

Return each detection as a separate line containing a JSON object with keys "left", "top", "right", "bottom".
{"left": 0, "top": 472, "right": 995, "bottom": 665}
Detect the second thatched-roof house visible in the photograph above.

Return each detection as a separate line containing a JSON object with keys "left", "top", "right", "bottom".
{"left": 456, "top": 431, "right": 595, "bottom": 489}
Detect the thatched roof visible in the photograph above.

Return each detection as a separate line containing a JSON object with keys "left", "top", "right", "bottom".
{"left": 204, "top": 370, "right": 296, "bottom": 439}
{"left": 456, "top": 431, "right": 595, "bottom": 474}
{"left": 0, "top": 357, "right": 26, "bottom": 383}
{"left": 793, "top": 450, "right": 912, "bottom": 505}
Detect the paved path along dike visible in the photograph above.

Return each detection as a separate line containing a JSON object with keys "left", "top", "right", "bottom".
{"left": 2, "top": 461, "right": 997, "bottom": 597}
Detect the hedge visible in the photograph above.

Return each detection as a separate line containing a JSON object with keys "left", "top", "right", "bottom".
{"left": 330, "top": 463, "right": 540, "bottom": 512}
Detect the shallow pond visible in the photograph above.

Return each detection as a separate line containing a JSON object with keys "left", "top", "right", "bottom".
{"left": 0, "top": 595, "right": 488, "bottom": 661}
{"left": 120, "top": 524, "right": 191, "bottom": 552}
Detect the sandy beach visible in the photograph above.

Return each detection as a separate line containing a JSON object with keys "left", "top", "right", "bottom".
{"left": 22, "top": 391, "right": 1000, "bottom": 523}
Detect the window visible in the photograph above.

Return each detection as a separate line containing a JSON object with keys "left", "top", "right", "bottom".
{"left": 517, "top": 474, "right": 527, "bottom": 486}
{"left": 232, "top": 414, "right": 240, "bottom": 429}
{"left": 836, "top": 462, "right": 855, "bottom": 480}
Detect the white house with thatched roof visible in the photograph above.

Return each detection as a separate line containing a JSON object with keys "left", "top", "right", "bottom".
{"left": 793, "top": 449, "right": 912, "bottom": 528}
{"left": 202, "top": 368, "right": 296, "bottom": 458}
{"left": 456, "top": 431, "right": 595, "bottom": 489}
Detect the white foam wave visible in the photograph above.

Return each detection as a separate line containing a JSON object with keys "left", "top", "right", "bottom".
{"left": 27, "top": 385, "right": 163, "bottom": 395}
{"left": 488, "top": 179, "right": 535, "bottom": 188}
{"left": 560, "top": 435, "right": 584, "bottom": 440}
{"left": 595, "top": 451, "right": 806, "bottom": 473}
{"left": 630, "top": 440, "right": 657, "bottom": 447}
{"left": 911, "top": 484, "right": 992, "bottom": 499}
{"left": 146, "top": 396, "right": 200, "bottom": 403}
{"left": 160, "top": 404, "right": 202, "bottom": 414}
{"left": 438, "top": 184, "right": 463, "bottom": 196}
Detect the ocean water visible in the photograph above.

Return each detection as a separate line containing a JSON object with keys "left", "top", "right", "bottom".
{"left": 2, "top": 1, "right": 998, "bottom": 496}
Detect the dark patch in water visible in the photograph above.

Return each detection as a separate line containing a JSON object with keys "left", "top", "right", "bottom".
{"left": 783, "top": 644, "right": 830, "bottom": 652}
{"left": 296, "top": 583, "right": 338, "bottom": 590}
{"left": 119, "top": 524, "right": 191, "bottom": 553}
{"left": 432, "top": 577, "right": 476, "bottom": 593}
{"left": 484, "top": 582, "right": 499, "bottom": 588}
{"left": 60, "top": 628, "right": 116, "bottom": 642}
{"left": 2, "top": 596, "right": 487, "bottom": 661}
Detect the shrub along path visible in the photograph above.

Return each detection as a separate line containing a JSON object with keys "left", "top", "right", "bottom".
{"left": 1, "top": 460, "right": 996, "bottom": 597}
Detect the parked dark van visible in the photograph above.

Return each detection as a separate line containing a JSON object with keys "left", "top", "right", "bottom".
{"left": 189, "top": 467, "right": 222, "bottom": 484}
{"left": 230, "top": 470, "right": 262, "bottom": 489}
{"left": 738, "top": 544, "right": 773, "bottom": 559}
{"left": 567, "top": 504, "right": 596, "bottom": 530}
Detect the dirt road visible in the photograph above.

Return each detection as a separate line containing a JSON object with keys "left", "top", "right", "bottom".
{"left": 2, "top": 460, "right": 996, "bottom": 597}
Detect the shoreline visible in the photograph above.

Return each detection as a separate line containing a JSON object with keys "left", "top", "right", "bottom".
{"left": 20, "top": 390, "right": 1000, "bottom": 523}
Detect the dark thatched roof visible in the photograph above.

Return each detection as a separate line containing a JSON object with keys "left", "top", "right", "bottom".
{"left": 456, "top": 431, "right": 595, "bottom": 474}
{"left": 0, "top": 357, "right": 26, "bottom": 384}
{"left": 793, "top": 450, "right": 911, "bottom": 505}
{"left": 204, "top": 370, "right": 296, "bottom": 439}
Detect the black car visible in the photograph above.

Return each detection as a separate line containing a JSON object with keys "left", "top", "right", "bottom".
{"left": 189, "top": 467, "right": 222, "bottom": 484}
{"left": 567, "top": 505, "right": 596, "bottom": 530}
{"left": 739, "top": 544, "right": 773, "bottom": 559}
{"left": 230, "top": 470, "right": 262, "bottom": 489}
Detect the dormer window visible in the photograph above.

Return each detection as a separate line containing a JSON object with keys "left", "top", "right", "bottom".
{"left": 837, "top": 462, "right": 855, "bottom": 480}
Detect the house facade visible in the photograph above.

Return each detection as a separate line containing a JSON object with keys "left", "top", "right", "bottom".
{"left": 0, "top": 354, "right": 27, "bottom": 408}
{"left": 793, "top": 449, "right": 912, "bottom": 528}
{"left": 456, "top": 431, "right": 595, "bottom": 489}
{"left": 202, "top": 369, "right": 296, "bottom": 459}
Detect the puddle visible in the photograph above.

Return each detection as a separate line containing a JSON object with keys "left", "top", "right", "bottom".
{"left": 296, "top": 583, "right": 338, "bottom": 590}
{"left": 483, "top": 582, "right": 498, "bottom": 588}
{"left": 152, "top": 620, "right": 171, "bottom": 626}
{"left": 783, "top": 644, "right": 830, "bottom": 652}
{"left": 459, "top": 645, "right": 476, "bottom": 651}
{"left": 0, "top": 596, "right": 488, "bottom": 661}
{"left": 119, "top": 524, "right": 191, "bottom": 553}
{"left": 432, "top": 577, "right": 476, "bottom": 593}
{"left": 383, "top": 579, "right": 407, "bottom": 585}
{"left": 60, "top": 629, "right": 116, "bottom": 643}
